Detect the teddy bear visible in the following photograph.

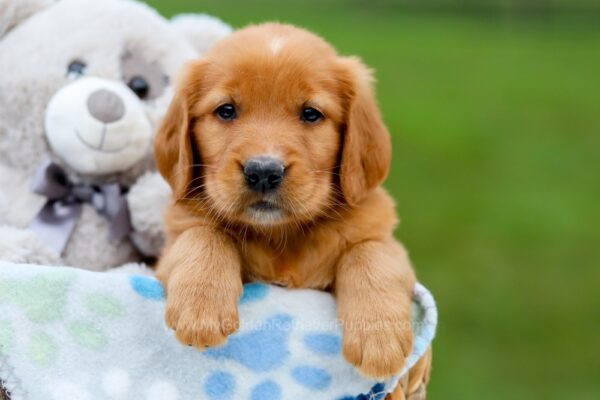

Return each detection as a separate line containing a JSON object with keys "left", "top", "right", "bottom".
{"left": 0, "top": 0, "right": 232, "bottom": 271}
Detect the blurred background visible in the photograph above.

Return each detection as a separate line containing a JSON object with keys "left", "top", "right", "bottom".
{"left": 144, "top": 1, "right": 599, "bottom": 398}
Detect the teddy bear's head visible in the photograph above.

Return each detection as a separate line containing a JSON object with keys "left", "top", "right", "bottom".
{"left": 0, "top": 0, "right": 230, "bottom": 182}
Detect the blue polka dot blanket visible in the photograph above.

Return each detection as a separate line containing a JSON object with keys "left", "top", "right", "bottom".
{"left": 0, "top": 262, "right": 437, "bottom": 400}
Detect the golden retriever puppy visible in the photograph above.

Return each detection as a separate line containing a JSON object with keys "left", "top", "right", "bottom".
{"left": 154, "top": 23, "right": 416, "bottom": 379}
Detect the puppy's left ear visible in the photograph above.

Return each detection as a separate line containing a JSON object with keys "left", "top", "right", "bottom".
{"left": 337, "top": 57, "right": 391, "bottom": 207}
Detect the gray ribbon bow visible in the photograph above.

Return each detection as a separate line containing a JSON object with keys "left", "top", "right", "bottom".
{"left": 29, "top": 159, "right": 132, "bottom": 255}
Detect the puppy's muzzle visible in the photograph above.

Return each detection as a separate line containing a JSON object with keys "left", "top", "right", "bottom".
{"left": 243, "top": 156, "right": 284, "bottom": 193}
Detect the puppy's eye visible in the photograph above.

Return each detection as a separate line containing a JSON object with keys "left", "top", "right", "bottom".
{"left": 215, "top": 104, "right": 237, "bottom": 121}
{"left": 128, "top": 76, "right": 150, "bottom": 99}
{"left": 301, "top": 107, "right": 323, "bottom": 123}
{"left": 67, "top": 60, "right": 86, "bottom": 77}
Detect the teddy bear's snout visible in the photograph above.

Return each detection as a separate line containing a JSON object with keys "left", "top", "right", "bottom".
{"left": 86, "top": 89, "right": 125, "bottom": 124}
{"left": 44, "top": 77, "right": 154, "bottom": 175}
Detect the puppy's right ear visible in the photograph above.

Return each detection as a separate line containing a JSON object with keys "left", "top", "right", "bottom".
{"left": 154, "top": 61, "right": 205, "bottom": 200}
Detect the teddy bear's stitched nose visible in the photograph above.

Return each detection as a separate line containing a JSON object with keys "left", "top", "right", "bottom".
{"left": 86, "top": 89, "right": 125, "bottom": 124}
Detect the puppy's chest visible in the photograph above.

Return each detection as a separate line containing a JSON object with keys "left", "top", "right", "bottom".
{"left": 238, "top": 237, "right": 342, "bottom": 290}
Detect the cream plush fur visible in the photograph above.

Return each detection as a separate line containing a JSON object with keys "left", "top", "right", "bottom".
{"left": 0, "top": 0, "right": 232, "bottom": 271}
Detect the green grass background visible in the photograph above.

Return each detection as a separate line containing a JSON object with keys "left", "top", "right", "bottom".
{"left": 144, "top": 1, "right": 600, "bottom": 398}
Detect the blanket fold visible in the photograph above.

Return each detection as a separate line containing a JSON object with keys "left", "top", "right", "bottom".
{"left": 0, "top": 262, "right": 436, "bottom": 400}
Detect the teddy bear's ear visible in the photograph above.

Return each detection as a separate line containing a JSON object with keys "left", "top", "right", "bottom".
{"left": 0, "top": 0, "right": 54, "bottom": 39}
{"left": 170, "top": 14, "right": 233, "bottom": 55}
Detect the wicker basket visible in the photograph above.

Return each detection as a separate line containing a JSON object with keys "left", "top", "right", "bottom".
{"left": 387, "top": 346, "right": 432, "bottom": 400}
{"left": 0, "top": 382, "right": 7, "bottom": 400}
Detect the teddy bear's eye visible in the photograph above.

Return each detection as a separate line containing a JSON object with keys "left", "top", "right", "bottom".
{"left": 128, "top": 76, "right": 150, "bottom": 99}
{"left": 67, "top": 60, "right": 86, "bottom": 77}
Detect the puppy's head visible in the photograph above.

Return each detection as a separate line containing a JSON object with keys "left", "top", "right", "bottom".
{"left": 155, "top": 23, "right": 391, "bottom": 228}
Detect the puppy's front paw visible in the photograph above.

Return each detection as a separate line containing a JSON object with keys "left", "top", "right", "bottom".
{"left": 164, "top": 286, "right": 240, "bottom": 349}
{"left": 341, "top": 312, "right": 413, "bottom": 379}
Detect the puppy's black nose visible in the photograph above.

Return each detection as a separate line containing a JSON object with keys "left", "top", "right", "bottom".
{"left": 243, "top": 156, "right": 284, "bottom": 192}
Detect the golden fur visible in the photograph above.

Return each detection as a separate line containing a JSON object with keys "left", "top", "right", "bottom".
{"left": 154, "top": 23, "right": 416, "bottom": 379}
